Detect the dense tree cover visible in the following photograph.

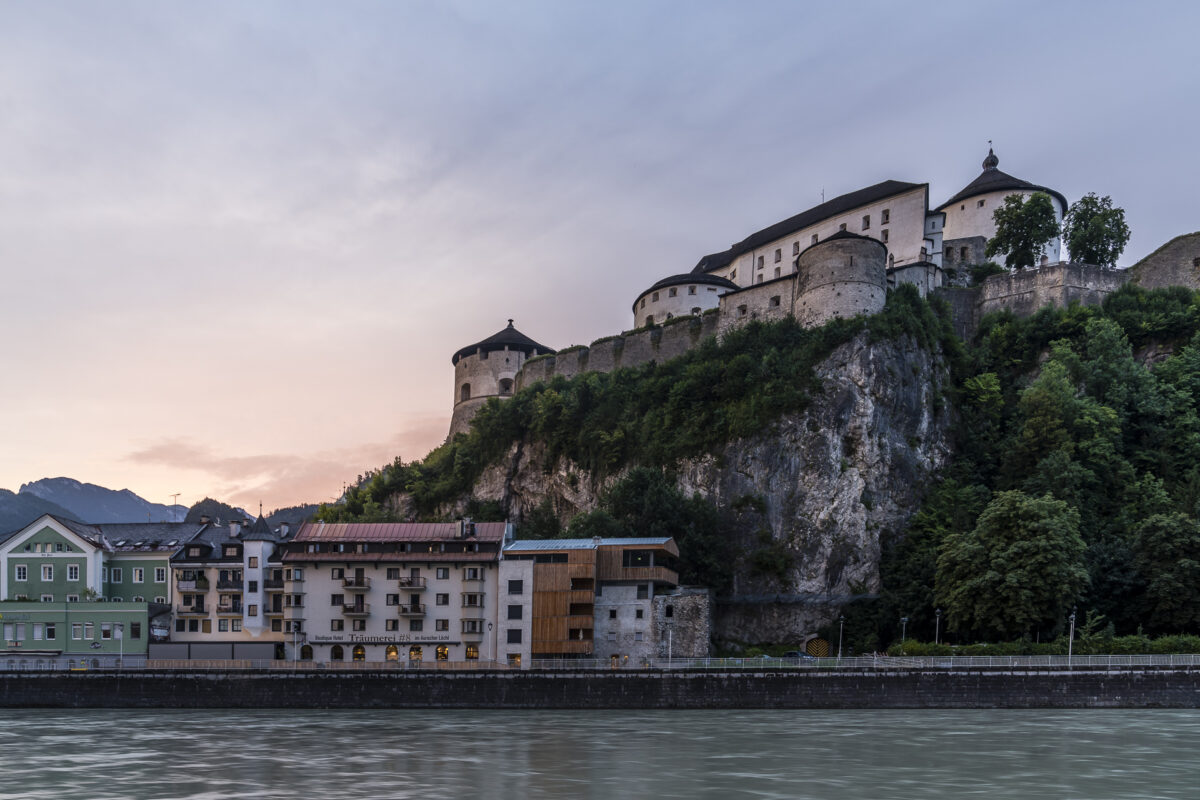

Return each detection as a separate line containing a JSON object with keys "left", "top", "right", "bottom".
{"left": 985, "top": 191, "right": 1060, "bottom": 269}
{"left": 879, "top": 284, "right": 1200, "bottom": 646}
{"left": 1062, "top": 193, "right": 1131, "bottom": 268}
{"left": 319, "top": 285, "right": 956, "bottom": 522}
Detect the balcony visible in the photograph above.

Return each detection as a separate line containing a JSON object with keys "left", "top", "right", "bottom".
{"left": 342, "top": 603, "right": 371, "bottom": 617}
{"left": 461, "top": 627, "right": 485, "bottom": 641}
{"left": 342, "top": 576, "right": 371, "bottom": 591}
{"left": 284, "top": 573, "right": 304, "bottom": 585}
{"left": 175, "top": 578, "right": 209, "bottom": 591}
{"left": 462, "top": 571, "right": 485, "bottom": 583}
{"left": 263, "top": 578, "right": 285, "bottom": 589}
{"left": 460, "top": 603, "right": 486, "bottom": 619}
{"left": 216, "top": 604, "right": 244, "bottom": 615}
{"left": 397, "top": 576, "right": 427, "bottom": 591}
{"left": 265, "top": 607, "right": 284, "bottom": 618}
{"left": 175, "top": 605, "right": 208, "bottom": 616}
{"left": 395, "top": 603, "right": 425, "bottom": 617}
{"left": 216, "top": 579, "right": 243, "bottom": 591}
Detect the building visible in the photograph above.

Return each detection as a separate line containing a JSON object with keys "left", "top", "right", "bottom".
{"left": 500, "top": 537, "right": 709, "bottom": 665}
{"left": 279, "top": 520, "right": 509, "bottom": 663}
{"left": 160, "top": 515, "right": 288, "bottom": 660}
{"left": 0, "top": 601, "right": 151, "bottom": 667}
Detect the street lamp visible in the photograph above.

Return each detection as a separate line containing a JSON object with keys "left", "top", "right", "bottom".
{"left": 1067, "top": 607, "right": 1077, "bottom": 663}
{"left": 900, "top": 616, "right": 909, "bottom": 654}
{"left": 837, "top": 615, "right": 845, "bottom": 659}
{"left": 935, "top": 608, "right": 942, "bottom": 645}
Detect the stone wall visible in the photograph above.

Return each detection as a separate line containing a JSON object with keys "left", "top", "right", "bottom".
{"left": 717, "top": 276, "right": 795, "bottom": 335}
{"left": 652, "top": 588, "right": 712, "bottom": 658}
{"left": 6, "top": 667, "right": 1200, "bottom": 708}
{"left": 976, "top": 262, "right": 1127, "bottom": 319}
{"left": 514, "top": 313, "right": 720, "bottom": 391}
{"left": 1128, "top": 232, "right": 1200, "bottom": 291}
{"left": 794, "top": 236, "right": 887, "bottom": 327}
{"left": 941, "top": 235, "right": 988, "bottom": 268}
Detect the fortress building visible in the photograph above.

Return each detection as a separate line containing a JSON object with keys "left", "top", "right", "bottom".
{"left": 447, "top": 148, "right": 1197, "bottom": 438}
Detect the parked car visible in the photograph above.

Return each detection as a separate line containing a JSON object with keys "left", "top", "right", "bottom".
{"left": 782, "top": 651, "right": 817, "bottom": 660}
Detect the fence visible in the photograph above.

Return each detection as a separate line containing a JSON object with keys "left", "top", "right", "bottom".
{"left": 5, "top": 653, "right": 1200, "bottom": 673}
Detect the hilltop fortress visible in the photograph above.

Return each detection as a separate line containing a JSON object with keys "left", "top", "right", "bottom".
{"left": 448, "top": 149, "right": 1200, "bottom": 437}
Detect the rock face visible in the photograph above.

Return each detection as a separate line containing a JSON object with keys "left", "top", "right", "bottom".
{"left": 422, "top": 330, "right": 954, "bottom": 645}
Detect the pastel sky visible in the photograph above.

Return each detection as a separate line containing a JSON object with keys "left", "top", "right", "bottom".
{"left": 2, "top": 1, "right": 1197, "bottom": 511}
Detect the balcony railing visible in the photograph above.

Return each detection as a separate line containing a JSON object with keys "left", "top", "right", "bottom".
{"left": 395, "top": 604, "right": 426, "bottom": 617}
{"left": 397, "top": 576, "right": 427, "bottom": 590}
{"left": 284, "top": 574, "right": 304, "bottom": 584}
{"left": 216, "top": 579, "right": 243, "bottom": 591}
{"left": 342, "top": 603, "right": 371, "bottom": 617}
{"left": 342, "top": 577, "right": 371, "bottom": 591}
{"left": 462, "top": 572, "right": 485, "bottom": 583}
{"left": 216, "top": 604, "right": 244, "bottom": 615}
{"left": 461, "top": 627, "right": 485, "bottom": 640}
{"left": 175, "top": 605, "right": 207, "bottom": 616}
{"left": 264, "top": 607, "right": 284, "bottom": 617}
{"left": 263, "top": 578, "right": 285, "bottom": 589}
{"left": 175, "top": 578, "right": 210, "bottom": 591}
{"left": 283, "top": 607, "right": 305, "bottom": 621}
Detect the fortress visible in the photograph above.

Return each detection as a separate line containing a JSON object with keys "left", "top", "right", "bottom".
{"left": 447, "top": 148, "right": 1200, "bottom": 437}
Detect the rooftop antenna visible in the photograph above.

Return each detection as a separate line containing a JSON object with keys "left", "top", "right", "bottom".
{"left": 169, "top": 493, "right": 181, "bottom": 523}
{"left": 821, "top": 187, "right": 825, "bottom": 203}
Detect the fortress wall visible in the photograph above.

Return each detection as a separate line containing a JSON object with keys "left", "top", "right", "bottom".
{"left": 448, "top": 396, "right": 491, "bottom": 439}
{"left": 976, "top": 262, "right": 1127, "bottom": 319}
{"left": 794, "top": 238, "right": 887, "bottom": 327}
{"left": 1128, "top": 232, "right": 1200, "bottom": 291}
{"left": 933, "top": 286, "right": 981, "bottom": 342}
{"left": 718, "top": 277, "right": 795, "bottom": 335}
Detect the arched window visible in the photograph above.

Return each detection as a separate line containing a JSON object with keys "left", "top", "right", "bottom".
{"left": 409, "top": 645, "right": 423, "bottom": 663}
{"left": 330, "top": 645, "right": 344, "bottom": 661}
{"left": 460, "top": 383, "right": 471, "bottom": 402}
{"left": 352, "top": 645, "right": 366, "bottom": 662}
{"left": 498, "top": 379, "right": 513, "bottom": 396}
{"left": 385, "top": 645, "right": 399, "bottom": 661}
{"left": 300, "top": 645, "right": 313, "bottom": 661}
{"left": 436, "top": 645, "right": 449, "bottom": 661}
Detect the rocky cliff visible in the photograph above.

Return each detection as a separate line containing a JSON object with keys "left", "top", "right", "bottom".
{"left": 432, "top": 330, "right": 955, "bottom": 643}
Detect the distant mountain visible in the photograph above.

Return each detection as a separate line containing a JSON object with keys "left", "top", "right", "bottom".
{"left": 267, "top": 504, "right": 320, "bottom": 528}
{"left": 18, "top": 477, "right": 187, "bottom": 525}
{"left": 0, "top": 489, "right": 81, "bottom": 536}
{"left": 184, "top": 497, "right": 250, "bottom": 525}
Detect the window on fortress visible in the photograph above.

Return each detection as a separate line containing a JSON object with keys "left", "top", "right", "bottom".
{"left": 774, "top": 249, "right": 781, "bottom": 263}
{"left": 757, "top": 256, "right": 764, "bottom": 268}
{"left": 839, "top": 223, "right": 847, "bottom": 232}
{"left": 882, "top": 229, "right": 889, "bottom": 244}
{"left": 882, "top": 209, "right": 890, "bottom": 224}
{"left": 646, "top": 315, "right": 654, "bottom": 325}
{"left": 691, "top": 307, "right": 700, "bottom": 314}
{"left": 811, "top": 234, "right": 818, "bottom": 245}
{"left": 756, "top": 275, "right": 763, "bottom": 284}
{"left": 737, "top": 305, "right": 747, "bottom": 317}
{"left": 960, "top": 247, "right": 969, "bottom": 261}
{"left": 499, "top": 379, "right": 513, "bottom": 396}
{"left": 793, "top": 242, "right": 800, "bottom": 256}
{"left": 862, "top": 215, "right": 870, "bottom": 230}
{"left": 652, "top": 291, "right": 659, "bottom": 302}
{"left": 668, "top": 287, "right": 676, "bottom": 297}
{"left": 769, "top": 296, "right": 781, "bottom": 308}
{"left": 688, "top": 285, "right": 696, "bottom": 295}
{"left": 774, "top": 268, "right": 781, "bottom": 279}
{"left": 978, "top": 199, "right": 986, "bottom": 208}
{"left": 460, "top": 384, "right": 471, "bottom": 402}
{"left": 640, "top": 298, "right": 645, "bottom": 309}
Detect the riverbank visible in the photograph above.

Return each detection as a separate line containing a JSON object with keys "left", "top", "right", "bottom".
{"left": 4, "top": 665, "right": 1200, "bottom": 709}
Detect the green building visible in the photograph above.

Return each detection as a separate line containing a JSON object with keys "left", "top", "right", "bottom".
{"left": 0, "top": 601, "right": 150, "bottom": 666}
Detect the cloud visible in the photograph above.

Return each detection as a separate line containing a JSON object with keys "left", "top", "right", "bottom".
{"left": 125, "top": 417, "right": 447, "bottom": 510}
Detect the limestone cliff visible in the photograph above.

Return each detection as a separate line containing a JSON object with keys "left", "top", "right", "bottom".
{"left": 441, "top": 329, "right": 954, "bottom": 643}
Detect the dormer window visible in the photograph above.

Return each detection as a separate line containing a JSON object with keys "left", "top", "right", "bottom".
{"left": 188, "top": 547, "right": 201, "bottom": 557}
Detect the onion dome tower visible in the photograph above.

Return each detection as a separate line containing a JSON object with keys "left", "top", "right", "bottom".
{"left": 447, "top": 320, "right": 554, "bottom": 439}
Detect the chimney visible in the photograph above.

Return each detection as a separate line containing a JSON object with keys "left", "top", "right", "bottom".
{"left": 279, "top": 522, "right": 289, "bottom": 537}
{"left": 199, "top": 515, "right": 211, "bottom": 525}
{"left": 229, "top": 521, "right": 242, "bottom": 537}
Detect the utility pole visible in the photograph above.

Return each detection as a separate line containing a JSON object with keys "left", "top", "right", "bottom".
{"left": 169, "top": 494, "right": 181, "bottom": 522}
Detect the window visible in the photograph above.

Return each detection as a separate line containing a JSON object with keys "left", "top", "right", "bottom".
{"left": 839, "top": 223, "right": 847, "bottom": 232}
{"left": 609, "top": 609, "right": 616, "bottom": 619}
{"left": 386, "top": 594, "right": 399, "bottom": 606}
{"left": 651, "top": 291, "right": 659, "bottom": 302}
{"left": 353, "top": 619, "right": 367, "bottom": 631}
{"left": 154, "top": 596, "right": 166, "bottom": 604}
{"left": 112, "top": 568, "right": 125, "bottom": 583}
{"left": 639, "top": 298, "right": 645, "bottom": 309}
{"left": 84, "top": 622, "right": 94, "bottom": 639}
{"left": 466, "top": 645, "right": 479, "bottom": 660}
{"left": 756, "top": 275, "right": 763, "bottom": 284}
{"left": 132, "top": 568, "right": 144, "bottom": 583}
{"left": 41, "top": 565, "right": 53, "bottom": 581}
{"left": 881, "top": 229, "right": 889, "bottom": 244}
{"left": 508, "top": 654, "right": 522, "bottom": 667}
{"left": 756, "top": 255, "right": 764, "bottom": 268}
{"left": 67, "top": 564, "right": 80, "bottom": 581}
{"left": 331, "top": 594, "right": 344, "bottom": 606}
{"left": 154, "top": 567, "right": 166, "bottom": 583}
{"left": 386, "top": 568, "right": 400, "bottom": 580}
{"left": 687, "top": 285, "right": 696, "bottom": 295}
{"left": 960, "top": 247, "right": 969, "bottom": 261}
{"left": 248, "top": 557, "right": 258, "bottom": 568}
{"left": 668, "top": 287, "right": 677, "bottom": 297}
{"left": 248, "top": 605, "right": 257, "bottom": 617}
{"left": 101, "top": 623, "right": 112, "bottom": 640}
{"left": 223, "top": 546, "right": 238, "bottom": 558}
{"left": 773, "top": 248, "right": 781, "bottom": 263}
{"left": 507, "top": 629, "right": 522, "bottom": 644}
{"left": 232, "top": 620, "right": 242, "bottom": 632}
{"left": 774, "top": 267, "right": 780, "bottom": 278}
{"left": 14, "top": 565, "right": 26, "bottom": 582}
{"left": 248, "top": 581, "right": 257, "bottom": 592}
{"left": 811, "top": 234, "right": 818, "bottom": 245}
{"left": 635, "top": 631, "right": 644, "bottom": 641}
{"left": 436, "top": 593, "right": 449, "bottom": 606}
{"left": 33, "top": 623, "right": 44, "bottom": 640}
{"left": 508, "top": 579, "right": 523, "bottom": 594}
{"left": 45, "top": 623, "right": 56, "bottom": 640}
{"left": 635, "top": 609, "right": 644, "bottom": 619}
{"left": 507, "top": 604, "right": 523, "bottom": 620}
{"left": 219, "top": 619, "right": 229, "bottom": 632}
{"left": 201, "top": 619, "right": 212, "bottom": 634}
{"left": 129, "top": 623, "right": 140, "bottom": 639}
{"left": 464, "top": 567, "right": 481, "bottom": 581}
{"left": 463, "top": 619, "right": 483, "bottom": 634}
{"left": 331, "top": 568, "right": 344, "bottom": 580}
{"left": 645, "top": 315, "right": 654, "bottom": 325}
{"left": 331, "top": 620, "right": 344, "bottom": 631}
{"left": 665, "top": 605, "right": 674, "bottom": 618}
{"left": 55, "top": 543, "right": 63, "bottom": 552}
{"left": 175, "top": 619, "right": 185, "bottom": 633}
{"left": 188, "top": 547, "right": 201, "bottom": 558}
{"left": 977, "top": 199, "right": 986, "bottom": 208}
{"left": 72, "top": 623, "right": 83, "bottom": 640}
{"left": 436, "top": 619, "right": 449, "bottom": 631}
{"left": 881, "top": 208, "right": 890, "bottom": 224}
{"left": 271, "top": 619, "right": 282, "bottom": 631}
{"left": 862, "top": 215, "right": 870, "bottom": 230}
{"left": 385, "top": 619, "right": 399, "bottom": 631}
{"left": 769, "top": 295, "right": 781, "bottom": 308}
{"left": 67, "top": 593, "right": 81, "bottom": 602}
{"left": 436, "top": 568, "right": 449, "bottom": 580}
{"left": 730, "top": 269, "right": 736, "bottom": 280}
{"left": 436, "top": 645, "right": 449, "bottom": 661}
{"left": 409, "top": 619, "right": 423, "bottom": 632}
{"left": 188, "top": 618, "right": 199, "bottom": 633}
{"left": 463, "top": 593, "right": 483, "bottom": 607}
{"left": 637, "top": 584, "right": 649, "bottom": 600}
{"left": 41, "top": 594, "right": 54, "bottom": 603}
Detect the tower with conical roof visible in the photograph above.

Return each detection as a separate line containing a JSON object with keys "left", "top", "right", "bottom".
{"left": 447, "top": 320, "right": 555, "bottom": 438}
{"left": 935, "top": 145, "right": 1067, "bottom": 268}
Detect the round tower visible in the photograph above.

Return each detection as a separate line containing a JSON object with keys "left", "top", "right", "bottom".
{"left": 793, "top": 230, "right": 887, "bottom": 327}
{"left": 448, "top": 320, "right": 555, "bottom": 439}
{"left": 631, "top": 273, "right": 739, "bottom": 328}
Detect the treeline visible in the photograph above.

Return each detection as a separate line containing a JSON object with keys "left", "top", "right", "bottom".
{"left": 319, "top": 285, "right": 956, "bottom": 523}
{"left": 853, "top": 285, "right": 1200, "bottom": 652}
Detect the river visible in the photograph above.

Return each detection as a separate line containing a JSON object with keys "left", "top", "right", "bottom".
{"left": 0, "top": 709, "right": 1194, "bottom": 799}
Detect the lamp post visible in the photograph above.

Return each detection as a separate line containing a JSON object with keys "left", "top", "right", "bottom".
{"left": 1067, "top": 608, "right": 1076, "bottom": 664}
{"left": 900, "top": 616, "right": 909, "bottom": 654}
{"left": 935, "top": 608, "right": 942, "bottom": 645}
{"left": 837, "top": 615, "right": 845, "bottom": 659}
{"left": 667, "top": 622, "right": 673, "bottom": 666}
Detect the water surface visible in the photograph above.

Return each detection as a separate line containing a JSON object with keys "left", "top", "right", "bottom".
{"left": 0, "top": 709, "right": 1195, "bottom": 799}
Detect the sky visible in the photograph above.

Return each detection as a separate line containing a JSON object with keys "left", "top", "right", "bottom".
{"left": 1, "top": 0, "right": 1197, "bottom": 511}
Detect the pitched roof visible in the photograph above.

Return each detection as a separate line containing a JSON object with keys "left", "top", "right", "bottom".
{"left": 936, "top": 150, "right": 1067, "bottom": 211}
{"left": 240, "top": 514, "right": 276, "bottom": 541}
{"left": 692, "top": 180, "right": 926, "bottom": 275}
{"left": 293, "top": 521, "right": 508, "bottom": 544}
{"left": 505, "top": 537, "right": 673, "bottom": 551}
{"left": 451, "top": 320, "right": 556, "bottom": 365}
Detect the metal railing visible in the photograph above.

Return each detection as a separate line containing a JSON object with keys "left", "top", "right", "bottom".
{"left": 4, "top": 653, "right": 1200, "bottom": 673}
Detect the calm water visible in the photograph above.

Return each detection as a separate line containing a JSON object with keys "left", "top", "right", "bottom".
{"left": 0, "top": 709, "right": 1196, "bottom": 799}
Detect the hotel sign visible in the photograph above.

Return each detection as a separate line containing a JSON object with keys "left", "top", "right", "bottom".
{"left": 310, "top": 633, "right": 454, "bottom": 644}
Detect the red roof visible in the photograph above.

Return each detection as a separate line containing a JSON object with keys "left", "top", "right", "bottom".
{"left": 293, "top": 521, "right": 507, "bottom": 543}
{"left": 281, "top": 551, "right": 498, "bottom": 563}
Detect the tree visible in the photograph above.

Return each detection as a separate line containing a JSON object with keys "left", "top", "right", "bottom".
{"left": 1062, "top": 193, "right": 1130, "bottom": 268}
{"left": 985, "top": 192, "right": 1060, "bottom": 270}
{"left": 936, "top": 490, "right": 1088, "bottom": 639}
{"left": 1133, "top": 513, "right": 1200, "bottom": 632}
